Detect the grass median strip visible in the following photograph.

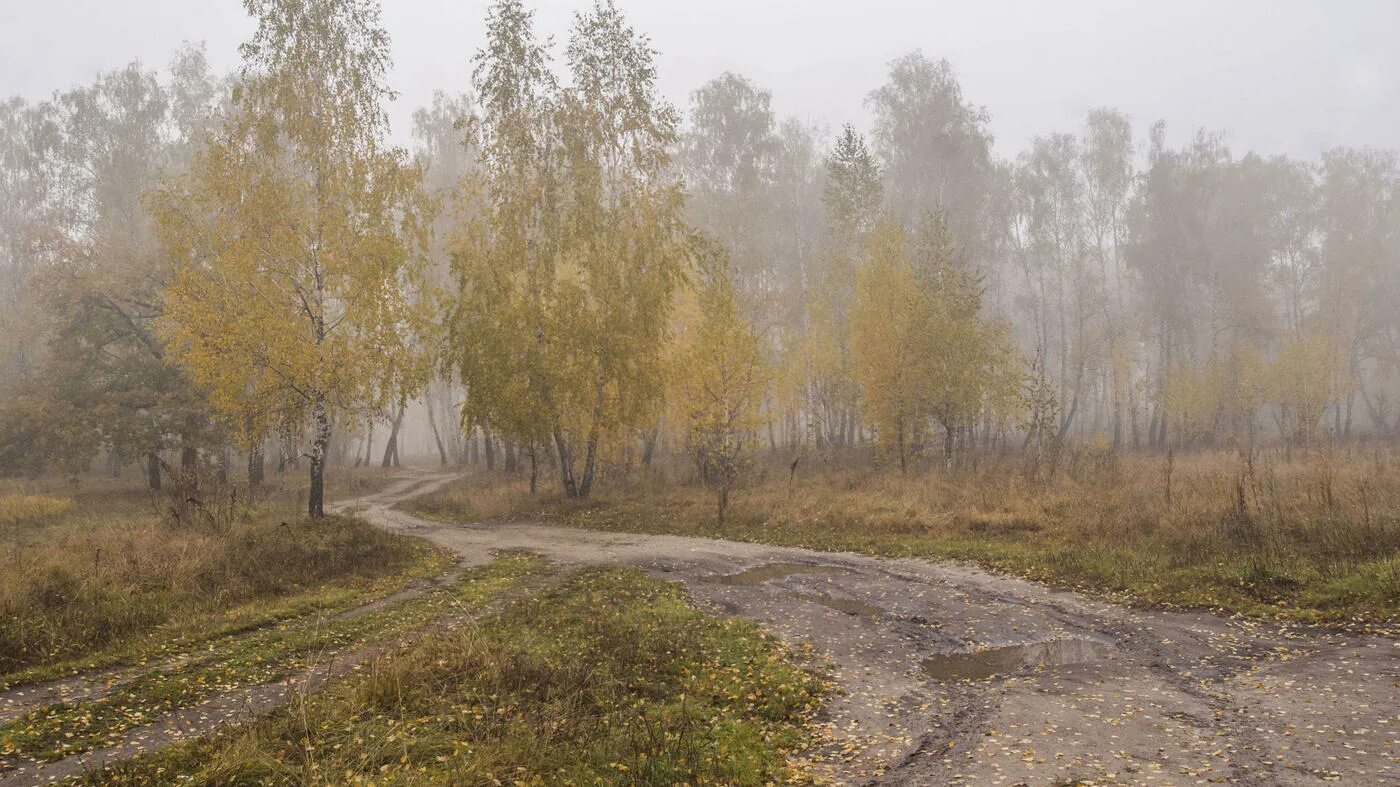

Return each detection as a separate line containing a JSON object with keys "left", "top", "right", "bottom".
{"left": 84, "top": 565, "right": 828, "bottom": 785}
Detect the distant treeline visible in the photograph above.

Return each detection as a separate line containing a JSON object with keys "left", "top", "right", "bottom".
{"left": 1, "top": 0, "right": 1396, "bottom": 514}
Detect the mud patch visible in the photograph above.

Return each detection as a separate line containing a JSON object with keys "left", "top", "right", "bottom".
{"left": 713, "top": 562, "right": 843, "bottom": 586}
{"left": 922, "top": 637, "right": 1109, "bottom": 682}
{"left": 795, "top": 591, "right": 885, "bottom": 619}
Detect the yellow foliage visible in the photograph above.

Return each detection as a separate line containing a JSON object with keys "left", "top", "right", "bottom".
{"left": 449, "top": 3, "right": 688, "bottom": 498}
{"left": 852, "top": 220, "right": 1020, "bottom": 468}
{"left": 1271, "top": 333, "right": 1343, "bottom": 444}
{"left": 667, "top": 251, "right": 769, "bottom": 522}
{"left": 151, "top": 0, "right": 431, "bottom": 516}
{"left": 1164, "top": 334, "right": 1342, "bottom": 447}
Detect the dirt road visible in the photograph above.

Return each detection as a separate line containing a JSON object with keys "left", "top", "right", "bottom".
{"left": 347, "top": 473, "right": 1398, "bottom": 785}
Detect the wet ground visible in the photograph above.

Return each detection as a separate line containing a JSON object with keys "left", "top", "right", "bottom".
{"left": 348, "top": 474, "right": 1399, "bottom": 784}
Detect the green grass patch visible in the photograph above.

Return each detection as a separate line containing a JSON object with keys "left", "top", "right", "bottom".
{"left": 86, "top": 565, "right": 827, "bottom": 785}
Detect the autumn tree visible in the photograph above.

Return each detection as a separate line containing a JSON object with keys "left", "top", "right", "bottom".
{"left": 850, "top": 221, "right": 924, "bottom": 470}
{"left": 1317, "top": 148, "right": 1396, "bottom": 437}
{"left": 764, "top": 118, "right": 827, "bottom": 451}
{"left": 1270, "top": 333, "right": 1343, "bottom": 448}
{"left": 0, "top": 97, "right": 59, "bottom": 387}
{"left": 1079, "top": 108, "right": 1136, "bottom": 447}
{"left": 868, "top": 52, "right": 995, "bottom": 260}
{"left": 853, "top": 218, "right": 1019, "bottom": 471}
{"left": 450, "top": 0, "right": 563, "bottom": 492}
{"left": 452, "top": 0, "right": 687, "bottom": 499}
{"left": 154, "top": 0, "right": 430, "bottom": 517}
{"left": 669, "top": 244, "right": 768, "bottom": 524}
{"left": 802, "top": 124, "right": 880, "bottom": 449}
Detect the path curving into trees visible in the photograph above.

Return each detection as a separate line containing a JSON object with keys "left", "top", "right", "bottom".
{"left": 352, "top": 472, "right": 1399, "bottom": 785}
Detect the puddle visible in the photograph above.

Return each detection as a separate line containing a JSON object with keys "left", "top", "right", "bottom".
{"left": 795, "top": 592, "right": 885, "bottom": 619}
{"left": 714, "top": 562, "right": 842, "bottom": 586}
{"left": 921, "top": 637, "right": 1109, "bottom": 681}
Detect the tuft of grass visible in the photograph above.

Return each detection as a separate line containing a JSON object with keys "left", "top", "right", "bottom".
{"left": 88, "top": 566, "right": 827, "bottom": 785}
{"left": 413, "top": 447, "right": 1400, "bottom": 624}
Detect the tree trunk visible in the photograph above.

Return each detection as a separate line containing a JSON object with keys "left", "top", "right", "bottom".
{"left": 504, "top": 441, "right": 518, "bottom": 473}
{"left": 577, "top": 373, "right": 607, "bottom": 499}
{"left": 181, "top": 443, "right": 197, "bottom": 472}
{"left": 426, "top": 397, "right": 449, "bottom": 466}
{"left": 382, "top": 399, "right": 406, "bottom": 468}
{"left": 641, "top": 425, "right": 659, "bottom": 468}
{"left": 309, "top": 395, "right": 331, "bottom": 519}
{"left": 1056, "top": 389, "right": 1081, "bottom": 445}
{"left": 483, "top": 427, "right": 496, "bottom": 471}
{"left": 248, "top": 440, "right": 265, "bottom": 486}
{"left": 217, "top": 448, "right": 230, "bottom": 485}
{"left": 245, "top": 413, "right": 265, "bottom": 485}
{"left": 528, "top": 442, "right": 538, "bottom": 495}
{"left": 146, "top": 451, "right": 161, "bottom": 491}
{"left": 579, "top": 431, "right": 600, "bottom": 498}
{"left": 553, "top": 424, "right": 578, "bottom": 498}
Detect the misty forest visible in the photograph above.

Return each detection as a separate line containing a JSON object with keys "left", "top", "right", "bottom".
{"left": 1, "top": 1, "right": 1397, "bottom": 784}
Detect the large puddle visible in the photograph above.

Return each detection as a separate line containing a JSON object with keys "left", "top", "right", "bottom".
{"left": 715, "top": 562, "right": 843, "bottom": 586}
{"left": 922, "top": 637, "right": 1109, "bottom": 681}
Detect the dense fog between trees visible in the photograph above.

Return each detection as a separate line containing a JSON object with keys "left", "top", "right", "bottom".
{"left": 2, "top": 0, "right": 1396, "bottom": 514}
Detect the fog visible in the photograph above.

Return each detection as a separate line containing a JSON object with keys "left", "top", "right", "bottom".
{"left": 6, "top": 7, "right": 1400, "bottom": 781}
{"left": 5, "top": 1, "right": 1399, "bottom": 159}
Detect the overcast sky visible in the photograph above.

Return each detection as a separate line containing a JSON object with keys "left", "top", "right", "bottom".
{"left": 3, "top": 0, "right": 1398, "bottom": 160}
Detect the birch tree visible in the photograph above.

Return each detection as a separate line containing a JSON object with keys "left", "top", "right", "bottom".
{"left": 669, "top": 245, "right": 767, "bottom": 524}
{"left": 154, "top": 0, "right": 429, "bottom": 517}
{"left": 453, "top": 0, "right": 687, "bottom": 498}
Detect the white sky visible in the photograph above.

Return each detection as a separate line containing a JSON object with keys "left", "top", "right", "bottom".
{"left": 3, "top": 0, "right": 1398, "bottom": 160}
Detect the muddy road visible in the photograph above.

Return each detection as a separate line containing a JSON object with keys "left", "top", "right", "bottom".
{"left": 345, "top": 474, "right": 1399, "bottom": 785}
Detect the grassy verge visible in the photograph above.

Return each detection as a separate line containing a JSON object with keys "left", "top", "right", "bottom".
{"left": 86, "top": 566, "right": 827, "bottom": 785}
{"left": 0, "top": 553, "right": 547, "bottom": 766}
{"left": 0, "top": 466, "right": 441, "bottom": 683}
{"left": 409, "top": 448, "right": 1400, "bottom": 625}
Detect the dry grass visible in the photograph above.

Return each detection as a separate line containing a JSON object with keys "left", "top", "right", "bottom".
{"left": 0, "top": 466, "right": 442, "bottom": 678}
{"left": 414, "top": 446, "right": 1400, "bottom": 623}
{"left": 0, "top": 494, "right": 74, "bottom": 526}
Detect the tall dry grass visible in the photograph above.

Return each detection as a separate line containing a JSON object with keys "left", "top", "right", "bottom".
{"left": 419, "top": 444, "right": 1400, "bottom": 621}
{"left": 0, "top": 466, "right": 434, "bottom": 677}
{"left": 0, "top": 494, "right": 75, "bottom": 526}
